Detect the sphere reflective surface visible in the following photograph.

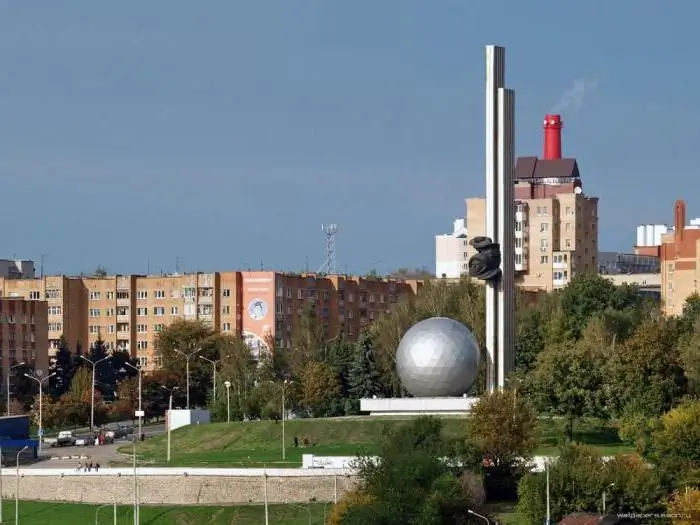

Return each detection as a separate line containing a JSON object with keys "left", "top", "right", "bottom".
{"left": 396, "top": 317, "right": 480, "bottom": 397}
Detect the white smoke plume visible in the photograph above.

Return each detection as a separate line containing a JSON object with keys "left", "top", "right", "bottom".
{"left": 551, "top": 78, "right": 598, "bottom": 114}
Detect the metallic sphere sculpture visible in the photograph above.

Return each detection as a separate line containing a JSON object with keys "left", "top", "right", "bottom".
{"left": 396, "top": 317, "right": 480, "bottom": 397}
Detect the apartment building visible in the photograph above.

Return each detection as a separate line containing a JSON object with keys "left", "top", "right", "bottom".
{"left": 464, "top": 115, "right": 599, "bottom": 291}
{"left": 0, "top": 298, "right": 49, "bottom": 385}
{"left": 659, "top": 200, "right": 700, "bottom": 316}
{"left": 0, "top": 260, "right": 35, "bottom": 279}
{"left": 435, "top": 219, "right": 469, "bottom": 279}
{"left": 0, "top": 272, "right": 422, "bottom": 370}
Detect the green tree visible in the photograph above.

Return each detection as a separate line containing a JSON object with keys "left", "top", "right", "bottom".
{"left": 348, "top": 333, "right": 382, "bottom": 401}
{"left": 605, "top": 318, "right": 686, "bottom": 418}
{"left": 48, "top": 335, "right": 74, "bottom": 398}
{"left": 112, "top": 377, "right": 139, "bottom": 422}
{"left": 299, "top": 361, "right": 341, "bottom": 417}
{"left": 527, "top": 338, "right": 607, "bottom": 439}
{"left": 667, "top": 488, "right": 700, "bottom": 525}
{"left": 466, "top": 389, "right": 538, "bottom": 473}
{"left": 680, "top": 292, "right": 700, "bottom": 329}
{"left": 677, "top": 316, "right": 700, "bottom": 396}
{"left": 154, "top": 319, "right": 220, "bottom": 407}
{"left": 517, "top": 444, "right": 664, "bottom": 525}
{"left": 649, "top": 399, "right": 700, "bottom": 485}
{"left": 514, "top": 308, "right": 546, "bottom": 374}
{"left": 59, "top": 367, "right": 108, "bottom": 427}
{"left": 559, "top": 274, "right": 646, "bottom": 340}
{"left": 142, "top": 369, "right": 181, "bottom": 420}
{"left": 11, "top": 362, "right": 36, "bottom": 411}
{"left": 349, "top": 417, "right": 477, "bottom": 525}
{"left": 289, "top": 303, "right": 326, "bottom": 373}
{"left": 87, "top": 338, "right": 116, "bottom": 400}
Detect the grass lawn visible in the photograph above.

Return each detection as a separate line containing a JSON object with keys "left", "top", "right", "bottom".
{"left": 10, "top": 500, "right": 329, "bottom": 524}
{"left": 118, "top": 416, "right": 633, "bottom": 467}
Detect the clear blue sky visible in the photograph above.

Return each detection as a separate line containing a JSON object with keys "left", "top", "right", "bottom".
{"left": 0, "top": 1, "right": 695, "bottom": 275}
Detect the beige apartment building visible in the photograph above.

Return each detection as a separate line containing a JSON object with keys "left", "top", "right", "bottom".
{"left": 466, "top": 157, "right": 599, "bottom": 292}
{"left": 0, "top": 272, "right": 422, "bottom": 370}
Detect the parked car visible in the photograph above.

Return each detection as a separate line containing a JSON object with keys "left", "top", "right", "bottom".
{"left": 52, "top": 430, "right": 76, "bottom": 447}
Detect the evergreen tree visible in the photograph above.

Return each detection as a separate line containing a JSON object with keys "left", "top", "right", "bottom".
{"left": 72, "top": 341, "right": 86, "bottom": 372}
{"left": 348, "top": 333, "right": 381, "bottom": 399}
{"left": 48, "top": 335, "right": 75, "bottom": 398}
{"left": 110, "top": 349, "right": 139, "bottom": 384}
{"left": 87, "top": 339, "right": 116, "bottom": 400}
{"left": 326, "top": 339, "right": 355, "bottom": 397}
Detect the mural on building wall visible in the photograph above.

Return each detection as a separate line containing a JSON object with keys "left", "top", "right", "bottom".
{"left": 247, "top": 298, "right": 268, "bottom": 321}
{"left": 242, "top": 272, "right": 276, "bottom": 360}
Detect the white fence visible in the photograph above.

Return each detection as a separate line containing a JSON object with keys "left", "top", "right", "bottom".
{"left": 3, "top": 467, "right": 350, "bottom": 477}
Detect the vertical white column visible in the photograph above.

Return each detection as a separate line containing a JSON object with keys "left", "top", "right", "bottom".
{"left": 497, "top": 88, "right": 516, "bottom": 390}
{"left": 485, "top": 45, "right": 505, "bottom": 394}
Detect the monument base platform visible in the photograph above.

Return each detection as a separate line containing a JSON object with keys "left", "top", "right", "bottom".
{"left": 360, "top": 397, "right": 479, "bottom": 416}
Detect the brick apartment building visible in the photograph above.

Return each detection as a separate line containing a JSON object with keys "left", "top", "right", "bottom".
{"left": 0, "top": 298, "right": 49, "bottom": 386}
{"left": 660, "top": 200, "right": 700, "bottom": 316}
{"left": 0, "top": 272, "right": 422, "bottom": 370}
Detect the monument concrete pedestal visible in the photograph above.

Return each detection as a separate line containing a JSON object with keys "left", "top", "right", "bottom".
{"left": 360, "top": 397, "right": 479, "bottom": 416}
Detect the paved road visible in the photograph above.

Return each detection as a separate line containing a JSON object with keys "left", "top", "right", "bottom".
{"left": 27, "top": 423, "right": 166, "bottom": 469}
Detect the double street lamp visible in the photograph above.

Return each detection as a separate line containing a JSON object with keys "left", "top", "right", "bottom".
{"left": 6, "top": 362, "right": 25, "bottom": 416}
{"left": 198, "top": 356, "right": 219, "bottom": 403}
{"left": 123, "top": 362, "right": 143, "bottom": 440}
{"left": 80, "top": 354, "right": 112, "bottom": 432}
{"left": 281, "top": 379, "right": 294, "bottom": 461}
{"left": 23, "top": 371, "right": 56, "bottom": 455}
{"left": 173, "top": 347, "right": 202, "bottom": 409}
{"left": 161, "top": 385, "right": 179, "bottom": 463}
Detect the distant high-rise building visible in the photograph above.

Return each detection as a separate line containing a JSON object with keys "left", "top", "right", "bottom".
{"left": 465, "top": 115, "right": 599, "bottom": 292}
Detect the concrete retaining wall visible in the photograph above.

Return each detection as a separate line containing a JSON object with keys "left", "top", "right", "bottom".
{"left": 0, "top": 469, "right": 358, "bottom": 505}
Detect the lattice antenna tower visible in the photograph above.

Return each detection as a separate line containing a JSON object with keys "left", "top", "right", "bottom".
{"left": 318, "top": 223, "right": 338, "bottom": 274}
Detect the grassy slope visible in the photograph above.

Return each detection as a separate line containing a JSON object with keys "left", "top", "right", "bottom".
{"left": 120, "top": 416, "right": 632, "bottom": 467}
{"left": 14, "top": 501, "right": 329, "bottom": 524}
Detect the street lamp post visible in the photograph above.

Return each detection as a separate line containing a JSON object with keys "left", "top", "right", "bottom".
{"left": 6, "top": 362, "right": 25, "bottom": 416}
{"left": 603, "top": 483, "right": 615, "bottom": 513}
{"left": 198, "top": 356, "right": 219, "bottom": 403}
{"left": 124, "top": 362, "right": 143, "bottom": 440}
{"left": 132, "top": 436, "right": 139, "bottom": 525}
{"left": 281, "top": 380, "right": 294, "bottom": 461}
{"left": 15, "top": 445, "right": 28, "bottom": 524}
{"left": 466, "top": 509, "right": 489, "bottom": 524}
{"left": 80, "top": 354, "right": 112, "bottom": 432}
{"left": 161, "top": 386, "right": 179, "bottom": 463}
{"left": 223, "top": 381, "right": 231, "bottom": 423}
{"left": 23, "top": 372, "right": 56, "bottom": 455}
{"left": 173, "top": 347, "right": 202, "bottom": 409}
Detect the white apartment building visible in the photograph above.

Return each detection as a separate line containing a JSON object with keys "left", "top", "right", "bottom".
{"left": 435, "top": 219, "right": 469, "bottom": 279}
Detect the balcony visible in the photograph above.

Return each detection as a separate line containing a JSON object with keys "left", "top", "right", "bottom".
{"left": 198, "top": 295, "right": 213, "bottom": 305}
{"left": 117, "top": 314, "right": 130, "bottom": 323}
{"left": 553, "top": 278, "right": 568, "bottom": 288}
{"left": 116, "top": 297, "right": 130, "bottom": 307}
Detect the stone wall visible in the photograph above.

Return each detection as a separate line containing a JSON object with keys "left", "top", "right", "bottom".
{"left": 1, "top": 473, "right": 358, "bottom": 505}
